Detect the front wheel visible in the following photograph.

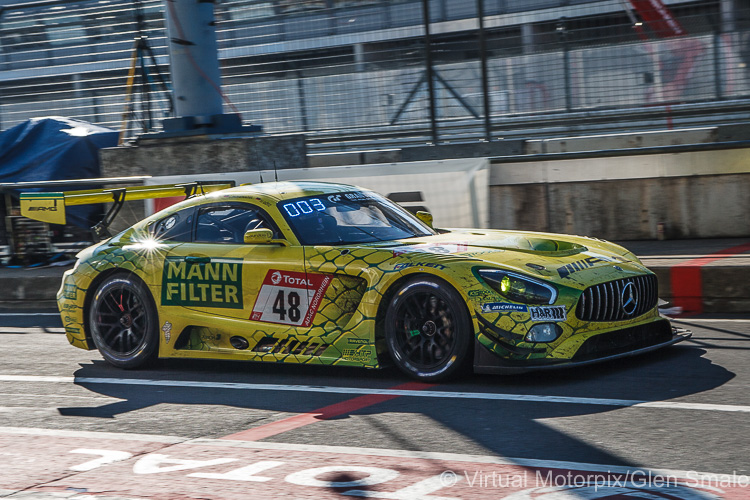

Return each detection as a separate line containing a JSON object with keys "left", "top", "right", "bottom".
{"left": 385, "top": 278, "right": 472, "bottom": 381}
{"left": 89, "top": 274, "right": 159, "bottom": 369}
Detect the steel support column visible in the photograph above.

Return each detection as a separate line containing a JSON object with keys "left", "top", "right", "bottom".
{"left": 164, "top": 0, "right": 224, "bottom": 119}
{"left": 422, "top": 0, "right": 438, "bottom": 144}
{"left": 477, "top": 0, "right": 492, "bottom": 141}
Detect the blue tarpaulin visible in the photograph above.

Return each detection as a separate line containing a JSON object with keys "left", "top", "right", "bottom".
{"left": 0, "top": 117, "right": 118, "bottom": 228}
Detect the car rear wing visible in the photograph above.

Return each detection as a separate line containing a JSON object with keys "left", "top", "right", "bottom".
{"left": 20, "top": 180, "right": 234, "bottom": 239}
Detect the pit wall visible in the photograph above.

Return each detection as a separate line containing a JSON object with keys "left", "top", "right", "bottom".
{"left": 489, "top": 147, "right": 750, "bottom": 240}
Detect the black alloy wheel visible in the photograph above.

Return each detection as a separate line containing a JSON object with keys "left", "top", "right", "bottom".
{"left": 385, "top": 278, "right": 471, "bottom": 381}
{"left": 89, "top": 274, "right": 158, "bottom": 368}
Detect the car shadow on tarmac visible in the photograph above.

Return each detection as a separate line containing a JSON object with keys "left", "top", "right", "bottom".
{"left": 57, "top": 341, "right": 734, "bottom": 473}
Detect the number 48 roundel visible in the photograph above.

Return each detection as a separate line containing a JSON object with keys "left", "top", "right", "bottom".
{"left": 251, "top": 270, "right": 332, "bottom": 327}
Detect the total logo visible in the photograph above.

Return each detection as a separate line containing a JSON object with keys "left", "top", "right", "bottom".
{"left": 270, "top": 270, "right": 314, "bottom": 287}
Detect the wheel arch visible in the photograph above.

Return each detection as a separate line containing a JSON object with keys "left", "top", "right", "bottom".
{"left": 374, "top": 271, "right": 477, "bottom": 362}
{"left": 82, "top": 267, "right": 156, "bottom": 349}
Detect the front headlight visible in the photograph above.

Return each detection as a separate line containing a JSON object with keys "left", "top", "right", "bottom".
{"left": 478, "top": 269, "right": 557, "bottom": 305}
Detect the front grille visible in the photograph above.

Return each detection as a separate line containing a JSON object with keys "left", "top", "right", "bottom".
{"left": 575, "top": 275, "right": 658, "bottom": 322}
{"left": 572, "top": 319, "right": 672, "bottom": 361}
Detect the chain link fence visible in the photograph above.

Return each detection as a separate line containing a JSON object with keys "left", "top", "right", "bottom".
{"left": 0, "top": 0, "right": 748, "bottom": 149}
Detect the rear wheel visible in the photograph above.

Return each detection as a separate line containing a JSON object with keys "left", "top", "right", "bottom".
{"left": 89, "top": 274, "right": 158, "bottom": 369}
{"left": 385, "top": 278, "right": 472, "bottom": 381}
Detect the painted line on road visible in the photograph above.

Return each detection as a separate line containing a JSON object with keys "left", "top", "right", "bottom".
{"left": 0, "top": 426, "right": 184, "bottom": 443}
{"left": 0, "top": 392, "right": 121, "bottom": 400}
{"left": 672, "top": 318, "right": 750, "bottom": 324}
{"left": 222, "top": 381, "right": 435, "bottom": 441}
{"left": 2, "top": 374, "right": 750, "bottom": 413}
{"left": 0, "top": 313, "right": 60, "bottom": 316}
{"left": 0, "top": 425, "right": 746, "bottom": 485}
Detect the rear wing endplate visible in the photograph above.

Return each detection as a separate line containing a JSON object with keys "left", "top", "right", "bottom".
{"left": 20, "top": 180, "right": 234, "bottom": 240}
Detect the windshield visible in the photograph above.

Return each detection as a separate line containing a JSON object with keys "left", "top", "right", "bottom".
{"left": 278, "top": 191, "right": 435, "bottom": 245}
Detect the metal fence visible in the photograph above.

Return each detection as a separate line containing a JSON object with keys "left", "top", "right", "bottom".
{"left": 0, "top": 0, "right": 748, "bottom": 149}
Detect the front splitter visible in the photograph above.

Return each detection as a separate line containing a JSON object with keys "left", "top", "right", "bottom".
{"left": 474, "top": 327, "right": 692, "bottom": 375}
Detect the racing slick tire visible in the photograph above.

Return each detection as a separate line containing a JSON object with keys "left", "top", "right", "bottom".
{"left": 89, "top": 273, "right": 159, "bottom": 369}
{"left": 385, "top": 278, "right": 472, "bottom": 382}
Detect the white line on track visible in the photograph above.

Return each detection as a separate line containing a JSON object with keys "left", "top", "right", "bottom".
{"left": 0, "top": 313, "right": 60, "bottom": 316}
{"left": 1, "top": 374, "right": 749, "bottom": 413}
{"left": 640, "top": 255, "right": 728, "bottom": 259}
{"left": 672, "top": 317, "right": 750, "bottom": 323}
{"left": 0, "top": 426, "right": 183, "bottom": 443}
{"left": 0, "top": 426, "right": 746, "bottom": 485}
{"left": 0, "top": 392, "right": 119, "bottom": 400}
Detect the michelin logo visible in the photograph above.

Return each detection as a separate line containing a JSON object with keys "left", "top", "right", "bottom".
{"left": 481, "top": 302, "right": 528, "bottom": 313}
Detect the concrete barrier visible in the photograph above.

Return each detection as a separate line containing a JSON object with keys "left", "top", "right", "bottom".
{"left": 0, "top": 267, "right": 66, "bottom": 309}
{"left": 525, "top": 127, "right": 719, "bottom": 154}
{"left": 490, "top": 147, "right": 750, "bottom": 240}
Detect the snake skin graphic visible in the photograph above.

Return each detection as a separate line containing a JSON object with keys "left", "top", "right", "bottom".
{"left": 56, "top": 183, "right": 676, "bottom": 372}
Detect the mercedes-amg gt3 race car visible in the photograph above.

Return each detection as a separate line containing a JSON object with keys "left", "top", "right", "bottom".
{"left": 22, "top": 181, "right": 691, "bottom": 381}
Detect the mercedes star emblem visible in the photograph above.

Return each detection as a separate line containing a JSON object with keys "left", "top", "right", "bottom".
{"left": 621, "top": 281, "right": 639, "bottom": 315}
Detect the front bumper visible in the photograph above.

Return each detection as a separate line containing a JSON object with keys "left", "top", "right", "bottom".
{"left": 57, "top": 269, "right": 92, "bottom": 350}
{"left": 474, "top": 319, "right": 691, "bottom": 375}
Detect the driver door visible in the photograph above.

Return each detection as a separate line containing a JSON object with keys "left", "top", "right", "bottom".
{"left": 161, "top": 202, "right": 306, "bottom": 328}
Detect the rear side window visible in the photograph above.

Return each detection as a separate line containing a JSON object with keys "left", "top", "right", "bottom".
{"left": 152, "top": 208, "right": 194, "bottom": 242}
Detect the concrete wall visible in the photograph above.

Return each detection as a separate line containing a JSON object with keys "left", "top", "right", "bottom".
{"left": 490, "top": 147, "right": 750, "bottom": 240}
{"left": 100, "top": 134, "right": 307, "bottom": 178}
{"left": 97, "top": 134, "right": 307, "bottom": 232}
{"left": 524, "top": 127, "right": 719, "bottom": 154}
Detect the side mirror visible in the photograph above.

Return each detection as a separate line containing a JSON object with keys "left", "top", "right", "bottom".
{"left": 415, "top": 211, "right": 433, "bottom": 228}
{"left": 244, "top": 228, "right": 274, "bottom": 244}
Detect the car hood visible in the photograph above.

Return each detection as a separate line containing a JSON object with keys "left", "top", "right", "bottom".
{"left": 377, "top": 229, "right": 650, "bottom": 288}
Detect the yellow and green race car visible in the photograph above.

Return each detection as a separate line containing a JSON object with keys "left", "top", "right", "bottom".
{"left": 23, "top": 181, "right": 690, "bottom": 381}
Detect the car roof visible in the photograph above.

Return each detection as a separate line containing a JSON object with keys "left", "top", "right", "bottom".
{"left": 217, "top": 181, "right": 366, "bottom": 203}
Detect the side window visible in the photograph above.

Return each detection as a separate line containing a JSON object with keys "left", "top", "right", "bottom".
{"left": 195, "top": 205, "right": 275, "bottom": 243}
{"left": 152, "top": 208, "right": 195, "bottom": 242}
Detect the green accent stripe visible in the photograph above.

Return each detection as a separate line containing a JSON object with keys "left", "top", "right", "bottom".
{"left": 20, "top": 192, "right": 63, "bottom": 199}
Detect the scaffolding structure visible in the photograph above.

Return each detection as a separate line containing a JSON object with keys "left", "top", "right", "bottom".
{"left": 0, "top": 0, "right": 748, "bottom": 148}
